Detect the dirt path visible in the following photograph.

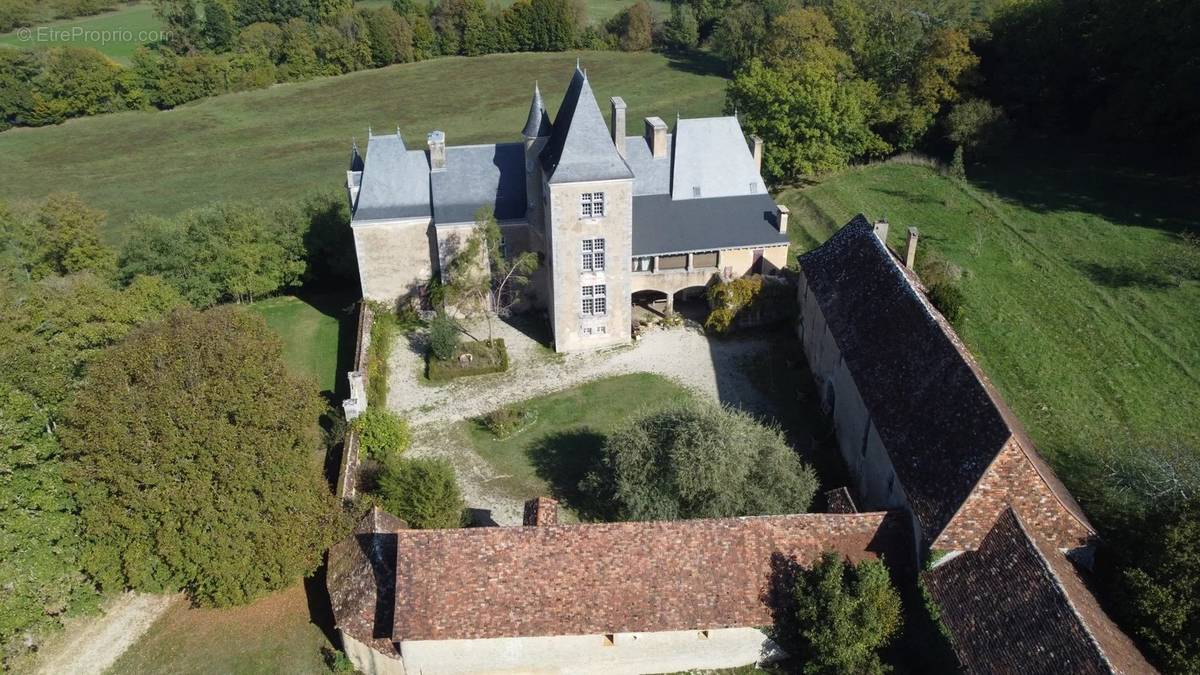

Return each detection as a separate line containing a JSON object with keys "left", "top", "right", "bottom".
{"left": 33, "top": 592, "right": 179, "bottom": 675}
{"left": 389, "top": 322, "right": 782, "bottom": 524}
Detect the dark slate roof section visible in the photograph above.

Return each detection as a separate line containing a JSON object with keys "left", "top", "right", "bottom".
{"left": 326, "top": 506, "right": 408, "bottom": 658}
{"left": 539, "top": 68, "right": 634, "bottom": 184}
{"left": 923, "top": 509, "right": 1153, "bottom": 674}
{"left": 522, "top": 83, "right": 552, "bottom": 139}
{"left": 352, "top": 133, "right": 431, "bottom": 222}
{"left": 623, "top": 134, "right": 672, "bottom": 196}
{"left": 349, "top": 140, "right": 364, "bottom": 172}
{"left": 430, "top": 143, "right": 527, "bottom": 224}
{"left": 632, "top": 193, "right": 788, "bottom": 256}
{"left": 798, "top": 216, "right": 1012, "bottom": 542}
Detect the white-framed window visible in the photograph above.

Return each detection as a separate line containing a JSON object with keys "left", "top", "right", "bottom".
{"left": 582, "top": 238, "right": 605, "bottom": 271}
{"left": 632, "top": 256, "right": 653, "bottom": 272}
{"left": 581, "top": 284, "right": 607, "bottom": 316}
{"left": 580, "top": 192, "right": 605, "bottom": 218}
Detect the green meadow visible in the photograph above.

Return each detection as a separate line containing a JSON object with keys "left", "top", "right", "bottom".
{"left": 0, "top": 2, "right": 163, "bottom": 64}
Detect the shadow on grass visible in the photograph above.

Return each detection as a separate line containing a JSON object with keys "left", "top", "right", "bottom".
{"left": 303, "top": 566, "right": 340, "bottom": 649}
{"left": 527, "top": 429, "right": 616, "bottom": 521}
{"left": 663, "top": 49, "right": 728, "bottom": 78}
{"left": 1073, "top": 260, "right": 1176, "bottom": 290}
{"left": 294, "top": 290, "right": 359, "bottom": 404}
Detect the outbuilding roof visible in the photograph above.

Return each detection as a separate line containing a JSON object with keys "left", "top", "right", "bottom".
{"left": 632, "top": 193, "right": 788, "bottom": 256}
{"left": 391, "top": 511, "right": 907, "bottom": 642}
{"left": 923, "top": 509, "right": 1153, "bottom": 674}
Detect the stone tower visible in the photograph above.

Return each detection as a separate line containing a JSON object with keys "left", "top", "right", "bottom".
{"left": 522, "top": 83, "right": 552, "bottom": 231}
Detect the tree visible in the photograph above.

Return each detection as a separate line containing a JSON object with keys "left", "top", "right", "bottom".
{"left": 30, "top": 48, "right": 145, "bottom": 124}
{"left": 202, "top": 0, "right": 237, "bottom": 51}
{"left": 60, "top": 307, "right": 341, "bottom": 607}
{"left": 661, "top": 2, "right": 699, "bottom": 52}
{"left": 428, "top": 311, "right": 461, "bottom": 361}
{"left": 0, "top": 48, "right": 38, "bottom": 130}
{"left": 375, "top": 457, "right": 464, "bottom": 529}
{"left": 609, "top": 0, "right": 652, "bottom": 52}
{"left": 712, "top": 1, "right": 765, "bottom": 71}
{"left": 728, "top": 58, "right": 888, "bottom": 182}
{"left": 787, "top": 552, "right": 902, "bottom": 674}
{"left": 444, "top": 207, "right": 538, "bottom": 342}
{"left": 945, "top": 98, "right": 1011, "bottom": 156}
{"left": 0, "top": 192, "right": 116, "bottom": 281}
{"left": 353, "top": 408, "right": 411, "bottom": 460}
{"left": 361, "top": 6, "right": 414, "bottom": 65}
{"left": 153, "top": 0, "right": 202, "bottom": 53}
{"left": 582, "top": 400, "right": 818, "bottom": 521}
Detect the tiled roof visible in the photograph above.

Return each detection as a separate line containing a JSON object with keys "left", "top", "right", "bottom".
{"left": 327, "top": 507, "right": 408, "bottom": 656}
{"left": 923, "top": 509, "right": 1153, "bottom": 674}
{"left": 391, "top": 511, "right": 908, "bottom": 641}
{"left": 539, "top": 67, "right": 633, "bottom": 184}
{"left": 632, "top": 193, "right": 787, "bottom": 256}
{"left": 798, "top": 217, "right": 1013, "bottom": 541}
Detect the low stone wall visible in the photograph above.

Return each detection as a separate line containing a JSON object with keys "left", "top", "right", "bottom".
{"left": 337, "top": 302, "right": 375, "bottom": 503}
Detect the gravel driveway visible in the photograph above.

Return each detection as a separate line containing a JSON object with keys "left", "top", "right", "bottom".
{"left": 387, "top": 320, "right": 785, "bottom": 524}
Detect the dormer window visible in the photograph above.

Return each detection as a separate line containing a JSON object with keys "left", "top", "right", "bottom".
{"left": 580, "top": 192, "right": 605, "bottom": 218}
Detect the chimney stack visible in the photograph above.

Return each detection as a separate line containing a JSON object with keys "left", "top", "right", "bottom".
{"left": 905, "top": 227, "right": 920, "bottom": 269}
{"left": 777, "top": 204, "right": 789, "bottom": 234}
{"left": 427, "top": 130, "right": 446, "bottom": 171}
{"left": 873, "top": 219, "right": 889, "bottom": 246}
{"left": 610, "top": 97, "right": 627, "bottom": 158}
{"left": 523, "top": 497, "right": 559, "bottom": 526}
{"left": 645, "top": 117, "right": 668, "bottom": 158}
{"left": 750, "top": 135, "right": 763, "bottom": 173}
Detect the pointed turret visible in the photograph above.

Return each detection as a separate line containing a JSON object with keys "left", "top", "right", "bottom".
{"left": 538, "top": 66, "right": 633, "bottom": 184}
{"left": 522, "top": 82, "right": 552, "bottom": 140}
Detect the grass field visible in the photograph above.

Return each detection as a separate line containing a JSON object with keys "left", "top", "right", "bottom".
{"left": 463, "top": 373, "right": 695, "bottom": 517}
{"left": 0, "top": 2, "right": 162, "bottom": 64}
{"left": 108, "top": 582, "right": 336, "bottom": 674}
{"left": 780, "top": 148, "right": 1200, "bottom": 528}
{"left": 247, "top": 294, "right": 358, "bottom": 398}
{"left": 0, "top": 50, "right": 726, "bottom": 241}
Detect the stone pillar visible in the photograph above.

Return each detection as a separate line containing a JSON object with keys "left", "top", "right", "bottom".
{"left": 645, "top": 117, "right": 668, "bottom": 158}
{"left": 777, "top": 205, "right": 789, "bottom": 234}
{"left": 665, "top": 292, "right": 675, "bottom": 314}
{"left": 653, "top": 255, "right": 660, "bottom": 272}
{"left": 873, "top": 219, "right": 889, "bottom": 246}
{"left": 427, "top": 131, "right": 446, "bottom": 171}
{"left": 905, "top": 227, "right": 920, "bottom": 269}
{"left": 686, "top": 252, "right": 694, "bottom": 270}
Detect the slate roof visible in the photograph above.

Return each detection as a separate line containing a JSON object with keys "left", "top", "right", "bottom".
{"left": 539, "top": 68, "right": 634, "bottom": 184}
{"left": 632, "top": 193, "right": 788, "bottom": 256}
{"left": 352, "top": 133, "right": 431, "bottom": 222}
{"left": 623, "top": 133, "right": 672, "bottom": 196}
{"left": 923, "top": 509, "right": 1153, "bottom": 674}
{"left": 430, "top": 143, "right": 527, "bottom": 223}
{"left": 671, "top": 117, "right": 766, "bottom": 201}
{"left": 798, "top": 216, "right": 1012, "bottom": 542}
{"left": 390, "top": 512, "right": 907, "bottom": 642}
{"left": 522, "top": 83, "right": 552, "bottom": 139}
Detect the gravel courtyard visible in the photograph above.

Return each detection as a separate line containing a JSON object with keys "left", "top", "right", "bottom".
{"left": 386, "top": 320, "right": 790, "bottom": 524}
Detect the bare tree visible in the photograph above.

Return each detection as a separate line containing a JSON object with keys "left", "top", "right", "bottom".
{"left": 444, "top": 207, "right": 539, "bottom": 343}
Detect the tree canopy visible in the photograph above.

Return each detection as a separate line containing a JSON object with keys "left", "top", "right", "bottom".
{"left": 60, "top": 307, "right": 341, "bottom": 607}
{"left": 582, "top": 400, "right": 818, "bottom": 521}
{"left": 375, "top": 457, "right": 465, "bottom": 529}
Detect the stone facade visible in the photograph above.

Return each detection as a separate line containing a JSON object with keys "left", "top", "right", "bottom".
{"left": 353, "top": 218, "right": 435, "bottom": 301}
{"left": 546, "top": 178, "right": 633, "bottom": 352}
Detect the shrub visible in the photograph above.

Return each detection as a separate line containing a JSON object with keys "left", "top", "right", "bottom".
{"left": 428, "top": 312, "right": 460, "bottom": 361}
{"left": 787, "top": 552, "right": 902, "bottom": 674}
{"left": 376, "top": 457, "right": 464, "bottom": 529}
{"left": 582, "top": 400, "right": 818, "bottom": 521}
{"left": 480, "top": 405, "right": 533, "bottom": 438}
{"left": 705, "top": 274, "right": 794, "bottom": 334}
{"left": 60, "top": 307, "right": 340, "bottom": 607}
{"left": 949, "top": 144, "right": 966, "bottom": 180}
{"left": 928, "top": 281, "right": 966, "bottom": 326}
{"left": 354, "top": 408, "right": 410, "bottom": 460}
{"left": 366, "top": 306, "right": 398, "bottom": 406}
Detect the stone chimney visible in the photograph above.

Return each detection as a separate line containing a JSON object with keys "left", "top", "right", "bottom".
{"left": 523, "top": 497, "right": 559, "bottom": 527}
{"left": 750, "top": 135, "right": 763, "bottom": 172}
{"left": 427, "top": 130, "right": 446, "bottom": 172}
{"left": 645, "top": 116, "right": 668, "bottom": 159}
{"left": 873, "top": 219, "right": 889, "bottom": 246}
{"left": 905, "top": 227, "right": 919, "bottom": 269}
{"left": 777, "top": 204, "right": 789, "bottom": 234}
{"left": 610, "top": 97, "right": 627, "bottom": 158}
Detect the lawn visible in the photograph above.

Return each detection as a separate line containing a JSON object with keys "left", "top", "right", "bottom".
{"left": 108, "top": 582, "right": 337, "bottom": 675}
{"left": 0, "top": 2, "right": 163, "bottom": 64}
{"left": 247, "top": 294, "right": 358, "bottom": 398}
{"left": 778, "top": 147, "right": 1200, "bottom": 529}
{"left": 0, "top": 50, "right": 727, "bottom": 242}
{"left": 463, "top": 373, "right": 695, "bottom": 517}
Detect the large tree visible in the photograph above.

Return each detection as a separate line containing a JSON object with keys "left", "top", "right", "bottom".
{"left": 60, "top": 307, "right": 341, "bottom": 607}
{"left": 583, "top": 400, "right": 818, "bottom": 521}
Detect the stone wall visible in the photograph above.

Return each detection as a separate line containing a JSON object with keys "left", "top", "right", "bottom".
{"left": 353, "top": 217, "right": 435, "bottom": 301}
{"left": 337, "top": 302, "right": 374, "bottom": 503}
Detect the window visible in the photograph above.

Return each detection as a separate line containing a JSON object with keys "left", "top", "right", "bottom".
{"left": 581, "top": 284, "right": 607, "bottom": 316}
{"left": 632, "top": 256, "right": 653, "bottom": 272}
{"left": 582, "top": 238, "right": 605, "bottom": 271}
{"left": 580, "top": 192, "right": 605, "bottom": 218}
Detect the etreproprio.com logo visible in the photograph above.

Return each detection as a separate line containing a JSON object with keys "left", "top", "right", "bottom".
{"left": 16, "top": 26, "right": 170, "bottom": 44}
